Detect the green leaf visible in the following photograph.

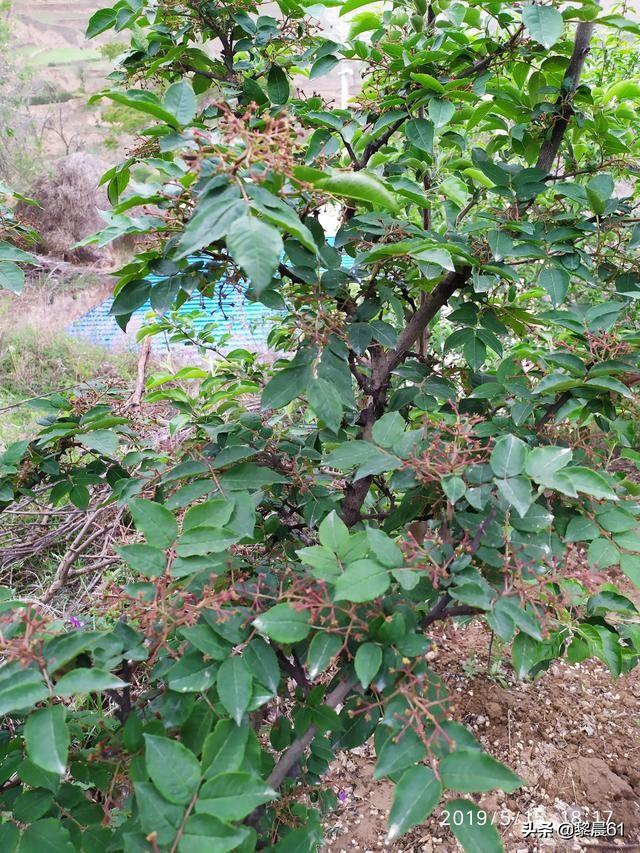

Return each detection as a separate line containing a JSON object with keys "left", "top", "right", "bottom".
{"left": 428, "top": 99, "right": 455, "bottom": 128}
{"left": 78, "top": 429, "right": 118, "bottom": 456}
{"left": 440, "top": 749, "right": 522, "bottom": 793}
{"left": 316, "top": 172, "right": 399, "bottom": 212}
{"left": 267, "top": 65, "right": 289, "bottom": 104}
{"left": 581, "top": 624, "right": 622, "bottom": 675}
{"left": 324, "top": 440, "right": 375, "bottom": 469}
{"left": 374, "top": 729, "right": 426, "bottom": 779}
{"left": 620, "top": 553, "right": 640, "bottom": 589}
{"left": 163, "top": 80, "right": 197, "bottom": 126}
{"left": 339, "top": 0, "right": 373, "bottom": 15}
{"left": 524, "top": 446, "right": 572, "bottom": 481}
{"left": 354, "top": 643, "right": 382, "bottom": 688}
{"left": 333, "top": 559, "right": 390, "bottom": 602}
{"left": 243, "top": 638, "right": 280, "bottom": 694}
{"left": 587, "top": 591, "right": 637, "bottom": 615}
{"left": 490, "top": 435, "right": 527, "bottom": 478}
{"left": 101, "top": 89, "right": 180, "bottom": 129}
{"left": 110, "top": 278, "right": 150, "bottom": 316}
{"left": 202, "top": 720, "right": 249, "bottom": 778}
{"left": 219, "top": 463, "right": 288, "bottom": 491}
{"left": 117, "top": 544, "right": 166, "bottom": 577}
{"left": 354, "top": 445, "right": 402, "bottom": 480}
{"left": 365, "top": 528, "right": 403, "bottom": 567}
{"left": 181, "top": 624, "right": 230, "bottom": 660}
{"left": 24, "top": 705, "right": 69, "bottom": 775}
{"left": 226, "top": 216, "right": 283, "bottom": 295}
{"left": 176, "top": 526, "right": 239, "bottom": 557}
{"left": 308, "top": 377, "right": 343, "bottom": 433}
{"left": 262, "top": 363, "right": 309, "bottom": 409}
{"left": 371, "top": 411, "right": 405, "bottom": 448}
{"left": 183, "top": 499, "right": 234, "bottom": 531}
{"left": 387, "top": 765, "right": 442, "bottom": 841}
{"left": 41, "top": 631, "right": 102, "bottom": 673}
{"left": 604, "top": 79, "right": 640, "bottom": 102}
{"left": 129, "top": 498, "right": 178, "bottom": 548}
{"left": 179, "top": 814, "right": 249, "bottom": 853}
{"left": 19, "top": 819, "right": 74, "bottom": 853}
{"left": 0, "top": 824, "right": 19, "bottom": 853}
{"left": 135, "top": 782, "right": 184, "bottom": 846}
{"left": 318, "top": 510, "right": 350, "bottom": 552}
{"left": 539, "top": 267, "right": 570, "bottom": 307}
{"left": 13, "top": 789, "right": 54, "bottom": 822}
{"left": 442, "top": 475, "right": 466, "bottom": 505}
{"left": 0, "top": 241, "right": 37, "bottom": 263}
{"left": 584, "top": 376, "right": 634, "bottom": 399}
{"left": 450, "top": 582, "right": 493, "bottom": 610}
{"left": 586, "top": 174, "right": 614, "bottom": 215}
{"left": 463, "top": 335, "right": 486, "bottom": 370}
{"left": 495, "top": 476, "right": 533, "bottom": 518}
{"left": 0, "top": 261, "right": 25, "bottom": 293}
{"left": 54, "top": 669, "right": 127, "bottom": 697}
{"left": 565, "top": 515, "right": 600, "bottom": 542}
{"left": 296, "top": 545, "right": 339, "bottom": 578}
{"left": 563, "top": 467, "right": 617, "bottom": 500}
{"left": 445, "top": 799, "right": 505, "bottom": 853}
{"left": 522, "top": 4, "right": 563, "bottom": 48}
{"left": 217, "top": 657, "right": 253, "bottom": 725}
{"left": 85, "top": 8, "right": 116, "bottom": 38}
{"left": 253, "top": 603, "right": 311, "bottom": 643}
{"left": 196, "top": 772, "right": 276, "bottom": 820}
{"left": 405, "top": 118, "right": 434, "bottom": 153}
{"left": 496, "top": 599, "right": 542, "bottom": 641}
{"left": 511, "top": 632, "right": 541, "bottom": 679}
{"left": 0, "top": 675, "right": 48, "bottom": 716}
{"left": 306, "top": 633, "right": 342, "bottom": 679}
{"left": 144, "top": 734, "right": 201, "bottom": 805}
{"left": 410, "top": 72, "right": 445, "bottom": 93}
{"left": 587, "top": 538, "right": 619, "bottom": 569}
{"left": 310, "top": 55, "right": 339, "bottom": 79}
{"left": 249, "top": 186, "right": 317, "bottom": 252}
{"left": 175, "top": 189, "right": 246, "bottom": 259}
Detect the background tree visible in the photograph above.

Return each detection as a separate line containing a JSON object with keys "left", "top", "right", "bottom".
{"left": 1, "top": 0, "right": 640, "bottom": 850}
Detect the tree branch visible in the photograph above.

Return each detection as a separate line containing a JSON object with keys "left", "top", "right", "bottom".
{"left": 339, "top": 23, "right": 594, "bottom": 529}
{"left": 420, "top": 594, "right": 480, "bottom": 629}
{"left": 243, "top": 675, "right": 357, "bottom": 835}
{"left": 266, "top": 677, "right": 355, "bottom": 790}
{"left": 276, "top": 649, "right": 311, "bottom": 697}
{"left": 534, "top": 389, "right": 573, "bottom": 431}
{"left": 378, "top": 268, "right": 470, "bottom": 381}
{"left": 278, "top": 262, "right": 308, "bottom": 286}
{"left": 454, "top": 25, "right": 525, "bottom": 80}
{"left": 536, "top": 22, "right": 594, "bottom": 174}
{"left": 356, "top": 117, "right": 407, "bottom": 170}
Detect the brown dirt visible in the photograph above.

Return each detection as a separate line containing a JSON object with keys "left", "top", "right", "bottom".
{"left": 323, "top": 621, "right": 640, "bottom": 852}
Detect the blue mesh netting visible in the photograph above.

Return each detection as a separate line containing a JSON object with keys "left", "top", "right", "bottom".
{"left": 67, "top": 290, "right": 276, "bottom": 351}
{"left": 67, "top": 250, "right": 355, "bottom": 351}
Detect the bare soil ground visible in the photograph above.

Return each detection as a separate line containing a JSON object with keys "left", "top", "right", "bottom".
{"left": 323, "top": 620, "right": 640, "bottom": 853}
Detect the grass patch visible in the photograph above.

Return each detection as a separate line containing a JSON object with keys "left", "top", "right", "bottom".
{"left": 0, "top": 326, "right": 136, "bottom": 449}
{"left": 24, "top": 47, "right": 102, "bottom": 66}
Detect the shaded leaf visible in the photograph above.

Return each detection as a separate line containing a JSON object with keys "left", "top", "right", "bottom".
{"left": 24, "top": 705, "right": 69, "bottom": 775}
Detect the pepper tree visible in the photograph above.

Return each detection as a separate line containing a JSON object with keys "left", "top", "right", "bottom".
{"left": 1, "top": 0, "right": 640, "bottom": 850}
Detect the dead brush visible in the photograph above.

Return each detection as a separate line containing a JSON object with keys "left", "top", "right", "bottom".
{"left": 0, "top": 487, "right": 130, "bottom": 606}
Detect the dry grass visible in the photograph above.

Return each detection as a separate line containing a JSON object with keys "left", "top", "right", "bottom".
{"left": 15, "top": 151, "right": 112, "bottom": 263}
